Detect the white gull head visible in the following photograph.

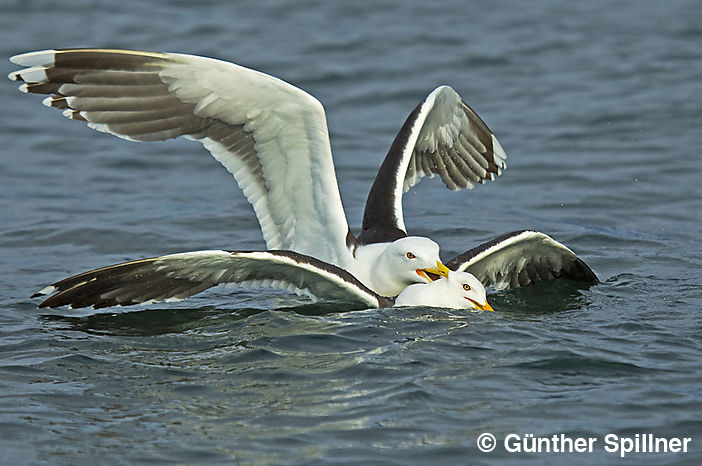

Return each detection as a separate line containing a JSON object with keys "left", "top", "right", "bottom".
{"left": 366, "top": 236, "right": 445, "bottom": 297}
{"left": 349, "top": 236, "right": 446, "bottom": 297}
{"left": 395, "top": 270, "right": 494, "bottom": 310}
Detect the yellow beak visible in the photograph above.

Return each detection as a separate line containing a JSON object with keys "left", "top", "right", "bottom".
{"left": 467, "top": 298, "right": 495, "bottom": 312}
{"left": 420, "top": 261, "right": 450, "bottom": 280}
{"left": 479, "top": 301, "right": 495, "bottom": 312}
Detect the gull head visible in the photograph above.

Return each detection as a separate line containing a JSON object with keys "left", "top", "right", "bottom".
{"left": 374, "top": 236, "right": 449, "bottom": 296}
{"left": 395, "top": 270, "right": 494, "bottom": 310}
{"left": 447, "top": 271, "right": 493, "bottom": 311}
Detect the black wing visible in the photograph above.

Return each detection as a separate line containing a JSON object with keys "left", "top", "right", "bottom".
{"left": 358, "top": 86, "right": 507, "bottom": 244}
{"left": 446, "top": 230, "right": 598, "bottom": 290}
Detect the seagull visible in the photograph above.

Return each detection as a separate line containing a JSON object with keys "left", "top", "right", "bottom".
{"left": 8, "top": 48, "right": 507, "bottom": 297}
{"left": 9, "top": 48, "right": 597, "bottom": 306}
{"left": 394, "top": 270, "right": 491, "bottom": 310}
{"left": 31, "top": 249, "right": 494, "bottom": 311}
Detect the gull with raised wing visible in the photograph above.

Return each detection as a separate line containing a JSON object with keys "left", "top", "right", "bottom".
{"left": 8, "top": 48, "right": 507, "bottom": 297}
{"left": 9, "top": 48, "right": 596, "bottom": 304}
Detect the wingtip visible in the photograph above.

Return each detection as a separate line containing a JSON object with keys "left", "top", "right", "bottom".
{"left": 8, "top": 65, "right": 49, "bottom": 85}
{"left": 7, "top": 70, "right": 22, "bottom": 81}
{"left": 9, "top": 49, "right": 56, "bottom": 67}
{"left": 491, "top": 134, "right": 507, "bottom": 167}
{"left": 575, "top": 257, "right": 600, "bottom": 284}
{"left": 31, "top": 285, "right": 57, "bottom": 298}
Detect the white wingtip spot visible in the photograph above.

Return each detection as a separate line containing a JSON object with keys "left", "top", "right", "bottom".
{"left": 10, "top": 66, "right": 48, "bottom": 84}
{"left": 35, "top": 285, "right": 57, "bottom": 296}
{"left": 18, "top": 83, "right": 29, "bottom": 93}
{"left": 10, "top": 49, "right": 57, "bottom": 67}
{"left": 491, "top": 134, "right": 507, "bottom": 167}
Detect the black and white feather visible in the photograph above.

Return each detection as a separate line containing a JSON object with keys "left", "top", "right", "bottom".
{"left": 9, "top": 49, "right": 354, "bottom": 267}
{"left": 446, "top": 230, "right": 598, "bottom": 291}
{"left": 10, "top": 49, "right": 597, "bottom": 303}
{"left": 32, "top": 250, "right": 501, "bottom": 311}
{"left": 32, "top": 250, "right": 394, "bottom": 310}
{"left": 9, "top": 49, "right": 509, "bottom": 297}
{"left": 359, "top": 86, "right": 507, "bottom": 244}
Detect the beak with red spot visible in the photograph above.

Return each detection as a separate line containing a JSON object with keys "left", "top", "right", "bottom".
{"left": 416, "top": 261, "right": 450, "bottom": 282}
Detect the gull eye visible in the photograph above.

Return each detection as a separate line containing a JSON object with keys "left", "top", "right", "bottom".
{"left": 463, "top": 284, "right": 471, "bottom": 291}
{"left": 406, "top": 252, "right": 416, "bottom": 259}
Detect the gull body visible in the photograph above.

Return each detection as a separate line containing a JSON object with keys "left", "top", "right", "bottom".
{"left": 9, "top": 48, "right": 507, "bottom": 298}
{"left": 10, "top": 48, "right": 598, "bottom": 311}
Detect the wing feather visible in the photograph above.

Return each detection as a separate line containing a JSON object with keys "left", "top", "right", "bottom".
{"left": 9, "top": 49, "right": 354, "bottom": 266}
{"left": 359, "top": 85, "right": 507, "bottom": 244}
{"left": 446, "top": 230, "right": 598, "bottom": 290}
{"left": 32, "top": 250, "right": 390, "bottom": 310}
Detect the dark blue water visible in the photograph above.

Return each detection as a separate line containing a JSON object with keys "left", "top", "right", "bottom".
{"left": 2, "top": 0, "right": 701, "bottom": 464}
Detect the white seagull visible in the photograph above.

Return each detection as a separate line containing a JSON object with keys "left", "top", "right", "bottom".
{"left": 10, "top": 48, "right": 597, "bottom": 308}
{"left": 31, "top": 248, "right": 494, "bottom": 311}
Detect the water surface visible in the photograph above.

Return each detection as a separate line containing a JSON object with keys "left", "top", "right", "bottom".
{"left": 1, "top": 0, "right": 701, "bottom": 464}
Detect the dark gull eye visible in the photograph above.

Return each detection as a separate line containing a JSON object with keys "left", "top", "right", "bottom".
{"left": 406, "top": 252, "right": 416, "bottom": 259}
{"left": 463, "top": 284, "right": 471, "bottom": 291}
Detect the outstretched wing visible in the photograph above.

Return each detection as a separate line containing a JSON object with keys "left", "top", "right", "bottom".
{"left": 446, "top": 230, "right": 598, "bottom": 290}
{"left": 9, "top": 49, "right": 354, "bottom": 267}
{"left": 358, "top": 86, "right": 507, "bottom": 244}
{"left": 32, "top": 250, "right": 391, "bottom": 309}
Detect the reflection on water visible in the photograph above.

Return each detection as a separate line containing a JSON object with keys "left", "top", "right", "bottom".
{"left": 491, "top": 279, "right": 595, "bottom": 315}
{"left": 38, "top": 280, "right": 594, "bottom": 337}
{"left": 39, "top": 301, "right": 376, "bottom": 336}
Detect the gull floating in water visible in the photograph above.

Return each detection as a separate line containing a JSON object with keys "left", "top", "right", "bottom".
{"left": 9, "top": 48, "right": 597, "bottom": 309}
{"left": 31, "top": 249, "right": 493, "bottom": 311}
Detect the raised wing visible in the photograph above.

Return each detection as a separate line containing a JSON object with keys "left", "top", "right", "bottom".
{"left": 32, "top": 250, "right": 392, "bottom": 309}
{"left": 9, "top": 49, "right": 354, "bottom": 267}
{"left": 358, "top": 86, "right": 507, "bottom": 244}
{"left": 446, "top": 230, "right": 598, "bottom": 290}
